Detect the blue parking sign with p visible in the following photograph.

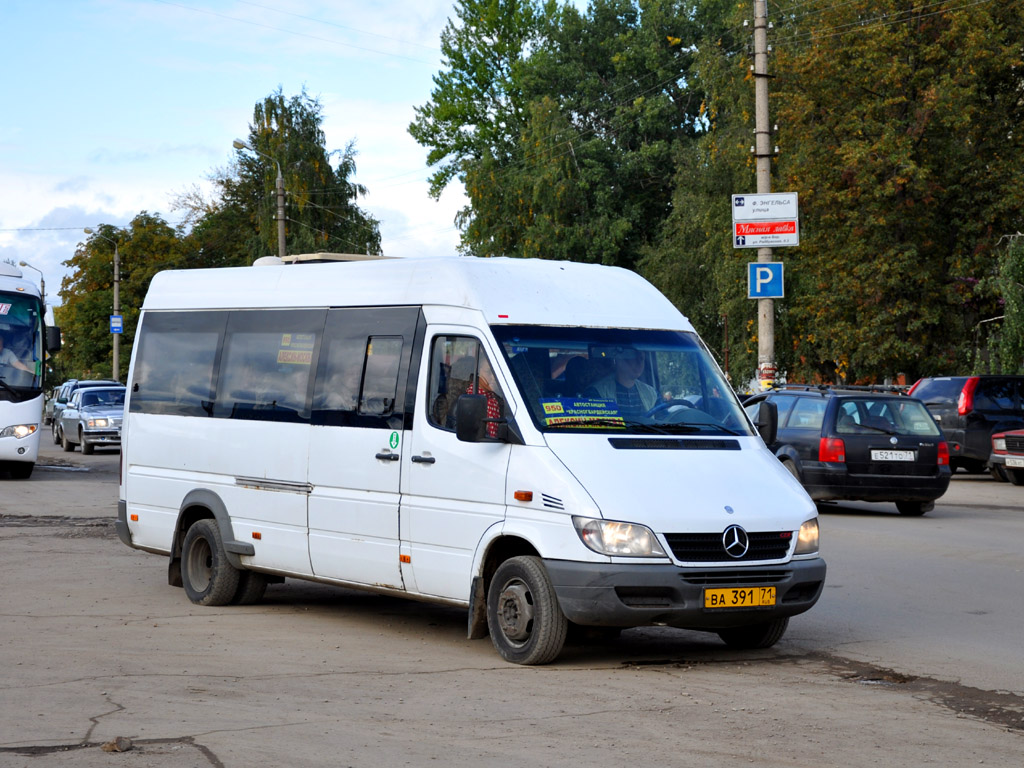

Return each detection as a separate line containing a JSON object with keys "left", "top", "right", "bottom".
{"left": 747, "top": 263, "right": 784, "bottom": 299}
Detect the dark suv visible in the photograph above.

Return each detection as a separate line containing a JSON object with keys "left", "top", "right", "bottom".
{"left": 907, "top": 376, "right": 1024, "bottom": 473}
{"left": 744, "top": 386, "right": 951, "bottom": 516}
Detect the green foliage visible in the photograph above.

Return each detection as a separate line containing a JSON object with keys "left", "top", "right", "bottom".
{"left": 57, "top": 213, "right": 184, "bottom": 381}
{"left": 994, "top": 240, "right": 1024, "bottom": 373}
{"left": 214, "top": 87, "right": 381, "bottom": 258}
{"left": 57, "top": 88, "right": 381, "bottom": 379}
{"left": 412, "top": 0, "right": 705, "bottom": 268}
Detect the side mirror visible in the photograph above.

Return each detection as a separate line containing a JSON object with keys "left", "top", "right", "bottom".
{"left": 455, "top": 394, "right": 489, "bottom": 442}
{"left": 46, "top": 326, "right": 61, "bottom": 354}
{"left": 754, "top": 400, "right": 778, "bottom": 445}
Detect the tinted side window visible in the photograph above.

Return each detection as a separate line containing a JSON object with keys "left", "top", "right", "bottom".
{"left": 130, "top": 311, "right": 226, "bottom": 416}
{"left": 427, "top": 336, "right": 506, "bottom": 433}
{"left": 785, "top": 397, "right": 826, "bottom": 430}
{"left": 974, "top": 379, "right": 1016, "bottom": 412}
{"left": 912, "top": 377, "right": 965, "bottom": 403}
{"left": 312, "top": 307, "right": 419, "bottom": 430}
{"left": 213, "top": 310, "right": 325, "bottom": 423}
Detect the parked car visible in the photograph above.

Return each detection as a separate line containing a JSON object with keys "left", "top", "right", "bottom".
{"left": 907, "top": 375, "right": 1024, "bottom": 474}
{"left": 51, "top": 379, "right": 119, "bottom": 444}
{"left": 57, "top": 385, "right": 125, "bottom": 454}
{"left": 989, "top": 428, "right": 1024, "bottom": 486}
{"left": 42, "top": 386, "right": 60, "bottom": 425}
{"left": 743, "top": 386, "right": 951, "bottom": 516}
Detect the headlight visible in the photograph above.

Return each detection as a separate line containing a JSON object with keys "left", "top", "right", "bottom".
{"left": 993, "top": 437, "right": 1006, "bottom": 452}
{"left": 0, "top": 424, "right": 38, "bottom": 439}
{"left": 572, "top": 516, "right": 667, "bottom": 558}
{"left": 87, "top": 418, "right": 109, "bottom": 428}
{"left": 794, "top": 518, "right": 819, "bottom": 555}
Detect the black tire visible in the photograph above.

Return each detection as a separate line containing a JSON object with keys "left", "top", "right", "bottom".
{"left": 896, "top": 500, "right": 932, "bottom": 516}
{"left": 717, "top": 617, "right": 789, "bottom": 649}
{"left": 61, "top": 430, "right": 75, "bottom": 452}
{"left": 7, "top": 462, "right": 33, "bottom": 480}
{"left": 487, "top": 556, "right": 567, "bottom": 665}
{"left": 80, "top": 430, "right": 94, "bottom": 455}
{"left": 1007, "top": 468, "right": 1024, "bottom": 487}
{"left": 52, "top": 422, "right": 61, "bottom": 445}
{"left": 232, "top": 570, "right": 269, "bottom": 605}
{"left": 181, "top": 519, "right": 240, "bottom": 606}
{"left": 782, "top": 459, "right": 801, "bottom": 483}
{"left": 990, "top": 465, "right": 1008, "bottom": 482}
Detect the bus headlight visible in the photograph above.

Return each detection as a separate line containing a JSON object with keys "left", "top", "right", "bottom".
{"left": 0, "top": 424, "right": 38, "bottom": 439}
{"left": 794, "top": 518, "right": 819, "bottom": 555}
{"left": 573, "top": 516, "right": 667, "bottom": 558}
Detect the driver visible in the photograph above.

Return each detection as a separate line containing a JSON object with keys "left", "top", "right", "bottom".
{"left": 0, "top": 333, "right": 33, "bottom": 375}
{"left": 584, "top": 346, "right": 657, "bottom": 418}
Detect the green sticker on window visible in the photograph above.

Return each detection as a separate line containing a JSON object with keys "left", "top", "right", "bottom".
{"left": 389, "top": 431, "right": 400, "bottom": 449}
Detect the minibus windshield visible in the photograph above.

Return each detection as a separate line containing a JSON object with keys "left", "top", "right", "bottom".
{"left": 492, "top": 325, "right": 753, "bottom": 436}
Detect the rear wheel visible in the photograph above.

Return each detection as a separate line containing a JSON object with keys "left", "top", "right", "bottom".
{"left": 717, "top": 617, "right": 789, "bottom": 649}
{"left": 232, "top": 570, "right": 269, "bottom": 605}
{"left": 896, "top": 500, "right": 933, "bottom": 516}
{"left": 1007, "top": 468, "right": 1024, "bottom": 486}
{"left": 487, "top": 556, "right": 567, "bottom": 665}
{"left": 181, "top": 519, "right": 240, "bottom": 606}
{"left": 782, "top": 459, "right": 801, "bottom": 482}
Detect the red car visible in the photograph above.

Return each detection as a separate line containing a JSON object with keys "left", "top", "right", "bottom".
{"left": 989, "top": 428, "right": 1024, "bottom": 486}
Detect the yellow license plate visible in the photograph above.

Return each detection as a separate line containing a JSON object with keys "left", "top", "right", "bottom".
{"left": 704, "top": 586, "right": 776, "bottom": 609}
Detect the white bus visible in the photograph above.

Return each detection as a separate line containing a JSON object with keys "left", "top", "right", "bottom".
{"left": 117, "top": 256, "right": 825, "bottom": 665}
{"left": 0, "top": 262, "right": 61, "bottom": 479}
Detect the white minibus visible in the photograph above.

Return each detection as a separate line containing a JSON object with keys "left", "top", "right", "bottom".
{"left": 117, "top": 257, "right": 825, "bottom": 665}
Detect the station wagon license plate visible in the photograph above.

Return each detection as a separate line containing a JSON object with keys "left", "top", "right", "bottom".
{"left": 870, "top": 450, "right": 916, "bottom": 461}
{"left": 704, "top": 586, "right": 776, "bottom": 609}
{"left": 1006, "top": 457, "right": 1024, "bottom": 468}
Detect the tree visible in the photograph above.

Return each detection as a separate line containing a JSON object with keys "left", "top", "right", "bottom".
{"left": 769, "top": 0, "right": 1024, "bottom": 381}
{"left": 178, "top": 87, "right": 381, "bottom": 262}
{"left": 57, "top": 213, "right": 184, "bottom": 381}
{"left": 993, "top": 239, "right": 1024, "bottom": 373}
{"left": 412, "top": 0, "right": 707, "bottom": 268}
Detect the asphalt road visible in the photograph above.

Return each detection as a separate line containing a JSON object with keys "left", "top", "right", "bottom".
{"left": 1, "top": 442, "right": 1022, "bottom": 767}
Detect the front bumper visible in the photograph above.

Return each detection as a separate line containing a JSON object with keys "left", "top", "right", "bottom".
{"left": 544, "top": 557, "right": 826, "bottom": 629}
{"left": 82, "top": 428, "right": 121, "bottom": 446}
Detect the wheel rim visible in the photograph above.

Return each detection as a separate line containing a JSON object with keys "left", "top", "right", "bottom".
{"left": 496, "top": 578, "right": 534, "bottom": 644}
{"left": 186, "top": 537, "right": 213, "bottom": 592}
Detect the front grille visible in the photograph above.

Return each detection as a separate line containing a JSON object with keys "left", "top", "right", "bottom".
{"left": 1005, "top": 436, "right": 1024, "bottom": 452}
{"left": 663, "top": 532, "right": 792, "bottom": 562}
{"left": 682, "top": 569, "right": 791, "bottom": 586}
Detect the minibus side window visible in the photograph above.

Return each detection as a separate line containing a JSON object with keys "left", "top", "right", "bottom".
{"left": 427, "top": 336, "right": 504, "bottom": 433}
{"left": 212, "top": 310, "right": 324, "bottom": 423}
{"left": 130, "top": 311, "right": 226, "bottom": 416}
{"left": 312, "top": 307, "right": 419, "bottom": 430}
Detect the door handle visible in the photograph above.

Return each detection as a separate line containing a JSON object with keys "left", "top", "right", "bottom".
{"left": 375, "top": 452, "right": 400, "bottom": 461}
{"left": 411, "top": 455, "right": 436, "bottom": 464}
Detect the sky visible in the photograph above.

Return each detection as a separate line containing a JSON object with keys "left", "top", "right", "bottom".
{"left": 0, "top": 0, "right": 499, "bottom": 308}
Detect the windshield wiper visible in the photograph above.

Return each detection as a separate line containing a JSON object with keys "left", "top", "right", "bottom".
{"left": 855, "top": 423, "right": 896, "bottom": 434}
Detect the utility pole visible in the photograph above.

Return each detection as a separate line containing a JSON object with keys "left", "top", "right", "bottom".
{"left": 753, "top": 0, "right": 775, "bottom": 387}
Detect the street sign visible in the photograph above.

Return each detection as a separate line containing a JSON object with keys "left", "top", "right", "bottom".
{"left": 732, "top": 192, "right": 799, "bottom": 248}
{"left": 110, "top": 315, "right": 123, "bottom": 334}
{"left": 748, "top": 262, "right": 784, "bottom": 299}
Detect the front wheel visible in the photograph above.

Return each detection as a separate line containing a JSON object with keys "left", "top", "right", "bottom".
{"left": 80, "top": 430, "right": 94, "bottom": 455}
{"left": 61, "top": 430, "right": 75, "bottom": 452}
{"left": 487, "top": 556, "right": 567, "bottom": 665}
{"left": 1007, "top": 468, "right": 1024, "bottom": 486}
{"left": 717, "top": 617, "right": 789, "bottom": 649}
{"left": 181, "top": 519, "right": 240, "bottom": 606}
